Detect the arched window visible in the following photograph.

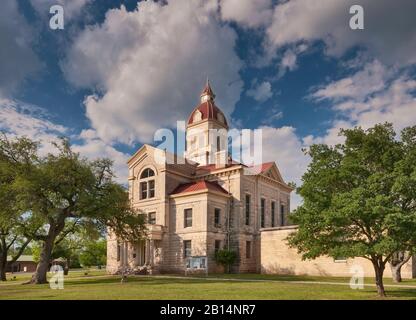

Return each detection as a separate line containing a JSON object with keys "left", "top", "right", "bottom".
{"left": 193, "top": 110, "right": 202, "bottom": 122}
{"left": 140, "top": 168, "right": 155, "bottom": 179}
{"left": 139, "top": 168, "right": 155, "bottom": 200}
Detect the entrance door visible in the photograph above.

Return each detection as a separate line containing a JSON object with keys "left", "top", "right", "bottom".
{"left": 135, "top": 241, "right": 146, "bottom": 266}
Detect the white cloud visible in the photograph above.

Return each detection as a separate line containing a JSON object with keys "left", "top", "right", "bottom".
{"left": 220, "top": 0, "right": 273, "bottom": 28}
{"left": 0, "top": 99, "right": 67, "bottom": 154}
{"left": 63, "top": 0, "right": 243, "bottom": 145}
{"left": 260, "top": 126, "right": 310, "bottom": 209}
{"left": 0, "top": 99, "right": 129, "bottom": 183}
{"left": 29, "top": 0, "right": 93, "bottom": 20}
{"left": 247, "top": 81, "right": 273, "bottom": 102}
{"left": 309, "top": 62, "right": 416, "bottom": 145}
{"left": 311, "top": 60, "right": 390, "bottom": 102}
{"left": 73, "top": 129, "right": 129, "bottom": 183}
{"left": 266, "top": 0, "right": 416, "bottom": 66}
{"left": 276, "top": 45, "right": 307, "bottom": 78}
{"left": 0, "top": 1, "right": 40, "bottom": 98}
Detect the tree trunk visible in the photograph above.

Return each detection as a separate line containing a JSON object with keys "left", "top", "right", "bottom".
{"left": 0, "top": 259, "right": 6, "bottom": 281}
{"left": 29, "top": 235, "right": 55, "bottom": 284}
{"left": 0, "top": 238, "right": 8, "bottom": 281}
{"left": 389, "top": 252, "right": 411, "bottom": 283}
{"left": 64, "top": 257, "right": 70, "bottom": 276}
{"left": 391, "top": 263, "right": 402, "bottom": 283}
{"left": 373, "top": 261, "right": 386, "bottom": 297}
{"left": 29, "top": 214, "right": 67, "bottom": 285}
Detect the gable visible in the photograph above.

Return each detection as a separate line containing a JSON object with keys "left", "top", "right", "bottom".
{"left": 261, "top": 162, "right": 285, "bottom": 183}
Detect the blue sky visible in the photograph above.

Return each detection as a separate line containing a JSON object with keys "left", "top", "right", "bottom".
{"left": 1, "top": 0, "right": 416, "bottom": 208}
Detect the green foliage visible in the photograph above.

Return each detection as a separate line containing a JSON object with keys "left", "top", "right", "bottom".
{"left": 288, "top": 123, "right": 416, "bottom": 295}
{"left": 214, "top": 249, "right": 237, "bottom": 273}
{"left": 0, "top": 134, "right": 42, "bottom": 279}
{"left": 79, "top": 239, "right": 107, "bottom": 267}
{"left": 0, "top": 134, "right": 147, "bottom": 283}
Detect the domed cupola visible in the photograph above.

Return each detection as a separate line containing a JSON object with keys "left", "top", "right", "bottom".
{"left": 187, "top": 80, "right": 228, "bottom": 128}
{"left": 185, "top": 80, "right": 229, "bottom": 166}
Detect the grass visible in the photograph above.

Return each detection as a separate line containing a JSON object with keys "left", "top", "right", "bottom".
{"left": 1, "top": 270, "right": 416, "bottom": 300}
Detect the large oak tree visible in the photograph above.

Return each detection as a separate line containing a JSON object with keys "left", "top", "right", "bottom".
{"left": 13, "top": 138, "right": 146, "bottom": 284}
{"left": 0, "top": 135, "right": 40, "bottom": 281}
{"left": 288, "top": 123, "right": 416, "bottom": 297}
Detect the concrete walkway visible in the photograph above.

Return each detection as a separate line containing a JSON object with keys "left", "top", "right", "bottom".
{"left": 144, "top": 274, "right": 416, "bottom": 289}
{"left": 2, "top": 273, "right": 416, "bottom": 290}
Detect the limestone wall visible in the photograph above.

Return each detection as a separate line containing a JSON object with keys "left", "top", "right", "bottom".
{"left": 260, "top": 226, "right": 414, "bottom": 279}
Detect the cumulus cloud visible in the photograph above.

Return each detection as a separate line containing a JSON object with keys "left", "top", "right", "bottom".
{"left": 247, "top": 81, "right": 273, "bottom": 102}
{"left": 220, "top": 0, "right": 273, "bottom": 28}
{"left": 308, "top": 61, "right": 416, "bottom": 145}
{"left": 266, "top": 0, "right": 416, "bottom": 66}
{"left": 73, "top": 129, "right": 129, "bottom": 183}
{"left": 62, "top": 0, "right": 243, "bottom": 145}
{"left": 0, "top": 99, "right": 67, "bottom": 154}
{"left": 0, "top": 1, "right": 40, "bottom": 98}
{"left": 260, "top": 126, "right": 310, "bottom": 209}
{"left": 311, "top": 60, "right": 390, "bottom": 102}
{"left": 276, "top": 44, "right": 307, "bottom": 78}
{"left": 0, "top": 99, "right": 129, "bottom": 183}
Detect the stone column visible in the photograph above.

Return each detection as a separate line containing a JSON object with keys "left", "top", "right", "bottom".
{"left": 145, "top": 239, "right": 150, "bottom": 265}
{"left": 150, "top": 240, "right": 155, "bottom": 266}
{"left": 124, "top": 242, "right": 128, "bottom": 267}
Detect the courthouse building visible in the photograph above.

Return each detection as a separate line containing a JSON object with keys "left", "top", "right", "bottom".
{"left": 107, "top": 82, "right": 415, "bottom": 278}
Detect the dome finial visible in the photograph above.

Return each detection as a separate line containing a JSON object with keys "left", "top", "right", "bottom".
{"left": 200, "top": 78, "right": 215, "bottom": 102}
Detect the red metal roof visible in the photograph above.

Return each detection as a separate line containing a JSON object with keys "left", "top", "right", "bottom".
{"left": 187, "top": 101, "right": 228, "bottom": 126}
{"left": 260, "top": 162, "right": 274, "bottom": 173}
{"left": 187, "top": 81, "right": 228, "bottom": 126}
{"left": 170, "top": 180, "right": 229, "bottom": 195}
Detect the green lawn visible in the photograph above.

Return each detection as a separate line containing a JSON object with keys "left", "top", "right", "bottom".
{"left": 1, "top": 270, "right": 416, "bottom": 300}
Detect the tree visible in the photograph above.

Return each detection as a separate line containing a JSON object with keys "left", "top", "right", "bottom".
{"left": 16, "top": 138, "right": 146, "bottom": 284}
{"left": 0, "top": 135, "right": 39, "bottom": 281}
{"left": 79, "top": 239, "right": 106, "bottom": 267}
{"left": 214, "top": 249, "right": 237, "bottom": 273}
{"left": 288, "top": 123, "right": 416, "bottom": 297}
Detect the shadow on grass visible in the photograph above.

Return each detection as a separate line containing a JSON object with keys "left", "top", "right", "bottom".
{"left": 384, "top": 288, "right": 416, "bottom": 299}
{"left": 64, "top": 275, "right": 253, "bottom": 287}
{"left": 194, "top": 273, "right": 345, "bottom": 282}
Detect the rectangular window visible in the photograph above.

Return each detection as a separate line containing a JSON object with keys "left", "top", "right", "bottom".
{"left": 215, "top": 240, "right": 221, "bottom": 253}
{"left": 148, "top": 212, "right": 156, "bottom": 225}
{"left": 245, "top": 194, "right": 250, "bottom": 225}
{"left": 148, "top": 180, "right": 155, "bottom": 198}
{"left": 260, "top": 198, "right": 265, "bottom": 228}
{"left": 184, "top": 208, "right": 193, "bottom": 228}
{"left": 280, "top": 204, "right": 285, "bottom": 226}
{"left": 183, "top": 240, "right": 192, "bottom": 258}
{"left": 246, "top": 241, "right": 251, "bottom": 259}
{"left": 140, "top": 182, "right": 147, "bottom": 199}
{"left": 334, "top": 256, "right": 347, "bottom": 262}
{"left": 214, "top": 208, "right": 221, "bottom": 227}
{"left": 271, "top": 201, "right": 276, "bottom": 227}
